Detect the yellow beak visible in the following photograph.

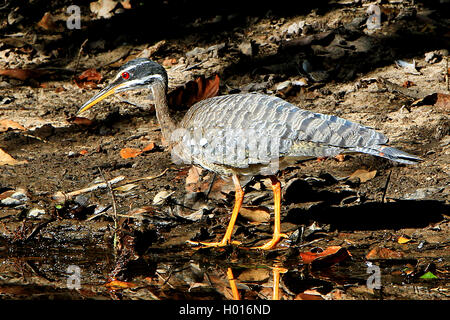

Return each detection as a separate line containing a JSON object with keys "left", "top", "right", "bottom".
{"left": 77, "top": 82, "right": 126, "bottom": 114}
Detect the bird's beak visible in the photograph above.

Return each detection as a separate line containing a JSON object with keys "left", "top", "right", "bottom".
{"left": 77, "top": 82, "right": 126, "bottom": 114}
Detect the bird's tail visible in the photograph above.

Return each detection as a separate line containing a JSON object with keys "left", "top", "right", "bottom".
{"left": 349, "top": 145, "right": 422, "bottom": 164}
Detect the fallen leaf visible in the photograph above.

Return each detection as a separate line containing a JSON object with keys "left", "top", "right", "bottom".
{"left": 237, "top": 268, "right": 270, "bottom": 282}
{"left": 128, "top": 206, "right": 155, "bottom": 216}
{"left": 168, "top": 74, "right": 220, "bottom": 108}
{"left": 411, "top": 92, "right": 450, "bottom": 111}
{"left": 300, "top": 246, "right": 351, "bottom": 267}
{"left": 105, "top": 280, "right": 137, "bottom": 289}
{"left": 120, "top": 0, "right": 132, "bottom": 9}
{"left": 74, "top": 69, "right": 103, "bottom": 89}
{"left": 402, "top": 80, "right": 415, "bottom": 88}
{"left": 185, "top": 166, "right": 202, "bottom": 185}
{"left": 0, "top": 68, "right": 46, "bottom": 81}
{"left": 239, "top": 206, "right": 271, "bottom": 223}
{"left": 419, "top": 271, "right": 438, "bottom": 279}
{"left": 120, "top": 148, "right": 142, "bottom": 159}
{"left": 366, "top": 247, "right": 404, "bottom": 260}
{"left": 398, "top": 235, "right": 412, "bottom": 244}
{"left": 37, "top": 12, "right": 57, "bottom": 31}
{"left": 114, "top": 183, "right": 138, "bottom": 192}
{"left": 0, "top": 120, "right": 26, "bottom": 132}
{"left": 152, "top": 190, "right": 174, "bottom": 205}
{"left": 0, "top": 148, "right": 27, "bottom": 166}
{"left": 141, "top": 142, "right": 155, "bottom": 152}
{"left": 334, "top": 154, "right": 345, "bottom": 162}
{"left": 348, "top": 169, "right": 377, "bottom": 183}
{"left": 90, "top": 0, "right": 117, "bottom": 19}
{"left": 295, "top": 292, "right": 324, "bottom": 300}
{"left": 79, "top": 149, "right": 89, "bottom": 155}
{"left": 69, "top": 117, "right": 95, "bottom": 126}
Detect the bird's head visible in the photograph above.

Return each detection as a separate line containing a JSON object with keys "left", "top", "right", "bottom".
{"left": 77, "top": 58, "right": 168, "bottom": 114}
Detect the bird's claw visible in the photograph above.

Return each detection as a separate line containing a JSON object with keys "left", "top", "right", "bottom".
{"left": 251, "top": 233, "right": 289, "bottom": 250}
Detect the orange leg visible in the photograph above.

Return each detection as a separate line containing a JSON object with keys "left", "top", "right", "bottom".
{"left": 272, "top": 266, "right": 288, "bottom": 300}
{"left": 227, "top": 268, "right": 240, "bottom": 300}
{"left": 252, "top": 176, "right": 288, "bottom": 250}
{"left": 187, "top": 174, "right": 243, "bottom": 247}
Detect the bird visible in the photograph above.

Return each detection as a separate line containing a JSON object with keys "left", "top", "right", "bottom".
{"left": 78, "top": 58, "right": 421, "bottom": 250}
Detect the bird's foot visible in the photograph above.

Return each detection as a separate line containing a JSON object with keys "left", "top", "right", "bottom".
{"left": 186, "top": 239, "right": 242, "bottom": 248}
{"left": 251, "top": 232, "right": 289, "bottom": 250}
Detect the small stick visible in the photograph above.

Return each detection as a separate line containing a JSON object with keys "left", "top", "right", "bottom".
{"left": 381, "top": 169, "right": 392, "bottom": 203}
{"left": 446, "top": 55, "right": 449, "bottom": 92}
{"left": 98, "top": 167, "right": 119, "bottom": 251}
{"left": 124, "top": 168, "right": 169, "bottom": 184}
{"left": 73, "top": 39, "right": 88, "bottom": 77}
{"left": 52, "top": 175, "right": 125, "bottom": 202}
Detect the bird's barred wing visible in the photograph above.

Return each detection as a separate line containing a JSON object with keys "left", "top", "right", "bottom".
{"left": 177, "top": 93, "right": 419, "bottom": 166}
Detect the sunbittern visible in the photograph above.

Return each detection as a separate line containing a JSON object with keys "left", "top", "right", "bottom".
{"left": 78, "top": 58, "right": 421, "bottom": 250}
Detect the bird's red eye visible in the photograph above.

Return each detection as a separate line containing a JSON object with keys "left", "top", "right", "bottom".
{"left": 121, "top": 72, "right": 130, "bottom": 80}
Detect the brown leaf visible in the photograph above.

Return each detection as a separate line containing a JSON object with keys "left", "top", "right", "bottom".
{"left": 74, "top": 69, "right": 103, "bottom": 89}
{"left": 0, "top": 148, "right": 27, "bottom": 166}
{"left": 79, "top": 149, "right": 89, "bottom": 155}
{"left": 366, "top": 247, "right": 404, "bottom": 260}
{"left": 185, "top": 166, "right": 202, "bottom": 185}
{"left": 120, "top": 0, "right": 132, "bottom": 9}
{"left": 141, "top": 142, "right": 155, "bottom": 152}
{"left": 237, "top": 269, "right": 270, "bottom": 282}
{"left": 0, "top": 68, "right": 46, "bottom": 81}
{"left": 0, "top": 120, "right": 26, "bottom": 132}
{"left": 348, "top": 169, "right": 377, "bottom": 183}
{"left": 168, "top": 74, "right": 220, "bottom": 108}
{"left": 37, "top": 12, "right": 57, "bottom": 31}
{"left": 295, "top": 292, "right": 324, "bottom": 300}
{"left": 119, "top": 148, "right": 142, "bottom": 159}
{"left": 300, "top": 246, "right": 351, "bottom": 267}
{"left": 69, "top": 117, "right": 95, "bottom": 126}
{"left": 105, "top": 280, "right": 137, "bottom": 289}
{"left": 412, "top": 92, "right": 450, "bottom": 111}
{"left": 239, "top": 206, "right": 271, "bottom": 223}
{"left": 402, "top": 80, "right": 415, "bottom": 88}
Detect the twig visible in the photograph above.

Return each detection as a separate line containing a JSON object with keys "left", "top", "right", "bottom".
{"left": 381, "top": 169, "right": 392, "bottom": 203}
{"left": 98, "top": 167, "right": 119, "bottom": 251}
{"left": 124, "top": 168, "right": 169, "bottom": 184}
{"left": 52, "top": 175, "right": 125, "bottom": 202}
{"left": 73, "top": 39, "right": 88, "bottom": 77}
{"left": 446, "top": 55, "right": 449, "bottom": 92}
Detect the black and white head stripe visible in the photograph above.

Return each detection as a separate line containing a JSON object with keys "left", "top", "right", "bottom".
{"left": 115, "top": 58, "right": 168, "bottom": 89}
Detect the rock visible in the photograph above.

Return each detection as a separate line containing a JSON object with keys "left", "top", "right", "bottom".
{"left": 285, "top": 21, "right": 305, "bottom": 36}
{"left": 402, "top": 187, "right": 445, "bottom": 200}
{"left": 186, "top": 47, "right": 206, "bottom": 59}
{"left": 424, "top": 51, "right": 443, "bottom": 64}
{"left": 28, "top": 207, "right": 46, "bottom": 218}
{"left": 238, "top": 41, "right": 255, "bottom": 56}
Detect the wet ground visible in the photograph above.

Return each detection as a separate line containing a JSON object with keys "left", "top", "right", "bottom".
{"left": 0, "top": 0, "right": 449, "bottom": 300}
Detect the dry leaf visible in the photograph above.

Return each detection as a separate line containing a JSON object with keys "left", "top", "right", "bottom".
{"left": 114, "top": 183, "right": 138, "bottom": 192}
{"left": 237, "top": 269, "right": 270, "bottom": 282}
{"left": 348, "top": 169, "right": 377, "bottom": 183}
{"left": 0, "top": 120, "right": 26, "bottom": 132}
{"left": 412, "top": 92, "right": 450, "bottom": 111}
{"left": 295, "top": 292, "right": 324, "bottom": 300}
{"left": 168, "top": 74, "right": 220, "bottom": 108}
{"left": 90, "top": 0, "right": 117, "bottom": 19}
{"left": 239, "top": 206, "right": 271, "bottom": 223}
{"left": 185, "top": 166, "right": 202, "bottom": 185}
{"left": 74, "top": 69, "right": 103, "bottom": 89}
{"left": 120, "top": 0, "right": 132, "bottom": 9}
{"left": 398, "top": 236, "right": 412, "bottom": 244}
{"left": 366, "top": 247, "right": 404, "bottom": 260}
{"left": 105, "top": 280, "right": 137, "bottom": 289}
{"left": 0, "top": 68, "right": 46, "bottom": 81}
{"left": 79, "top": 149, "right": 89, "bottom": 155}
{"left": 70, "top": 117, "right": 95, "bottom": 126}
{"left": 0, "top": 148, "right": 26, "bottom": 166}
{"left": 402, "top": 80, "right": 415, "bottom": 88}
{"left": 300, "top": 246, "right": 351, "bottom": 267}
{"left": 37, "top": 12, "right": 57, "bottom": 31}
{"left": 120, "top": 148, "right": 142, "bottom": 159}
{"left": 141, "top": 142, "right": 155, "bottom": 152}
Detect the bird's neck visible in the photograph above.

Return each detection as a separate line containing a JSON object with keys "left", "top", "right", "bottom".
{"left": 151, "top": 82, "right": 177, "bottom": 146}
